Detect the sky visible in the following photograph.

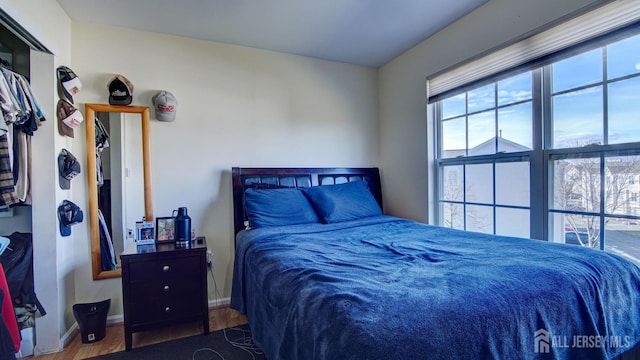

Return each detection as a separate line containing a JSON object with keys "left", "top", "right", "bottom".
{"left": 440, "top": 33, "right": 640, "bottom": 154}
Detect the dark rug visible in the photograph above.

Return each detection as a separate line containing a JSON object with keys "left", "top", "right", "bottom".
{"left": 87, "top": 324, "right": 266, "bottom": 360}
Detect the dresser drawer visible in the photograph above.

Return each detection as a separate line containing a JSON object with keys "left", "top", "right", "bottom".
{"left": 129, "top": 294, "right": 203, "bottom": 324}
{"left": 128, "top": 256, "right": 202, "bottom": 283}
{"left": 129, "top": 277, "right": 201, "bottom": 301}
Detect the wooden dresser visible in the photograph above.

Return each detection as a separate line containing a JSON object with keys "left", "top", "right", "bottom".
{"left": 120, "top": 239, "right": 209, "bottom": 350}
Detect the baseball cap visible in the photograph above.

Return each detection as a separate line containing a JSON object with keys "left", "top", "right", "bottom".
{"left": 152, "top": 91, "right": 177, "bottom": 121}
{"left": 56, "top": 99, "right": 84, "bottom": 138}
{"left": 58, "top": 149, "right": 81, "bottom": 190}
{"left": 108, "top": 75, "right": 133, "bottom": 105}
{"left": 57, "top": 66, "right": 81, "bottom": 104}
{"left": 58, "top": 200, "right": 83, "bottom": 237}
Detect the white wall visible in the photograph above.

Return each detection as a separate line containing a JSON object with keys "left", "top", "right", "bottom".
{"left": 70, "top": 22, "right": 379, "bottom": 317}
{"left": 378, "top": 0, "right": 602, "bottom": 224}
{"left": 0, "top": 206, "right": 31, "bottom": 231}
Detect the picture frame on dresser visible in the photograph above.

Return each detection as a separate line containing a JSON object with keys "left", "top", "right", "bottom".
{"left": 155, "top": 217, "right": 175, "bottom": 243}
{"left": 135, "top": 221, "right": 155, "bottom": 245}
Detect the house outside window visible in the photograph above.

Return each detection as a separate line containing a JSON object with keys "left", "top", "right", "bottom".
{"left": 434, "top": 29, "right": 640, "bottom": 266}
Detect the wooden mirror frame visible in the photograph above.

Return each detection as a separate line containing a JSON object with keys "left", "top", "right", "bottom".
{"left": 85, "top": 103, "right": 153, "bottom": 280}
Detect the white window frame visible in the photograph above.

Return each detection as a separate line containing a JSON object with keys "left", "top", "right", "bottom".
{"left": 432, "top": 21, "right": 640, "bottom": 248}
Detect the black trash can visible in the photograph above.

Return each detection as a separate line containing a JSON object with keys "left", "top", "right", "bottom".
{"left": 72, "top": 299, "right": 110, "bottom": 343}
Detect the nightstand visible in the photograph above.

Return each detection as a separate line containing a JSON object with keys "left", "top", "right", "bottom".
{"left": 120, "top": 239, "right": 209, "bottom": 351}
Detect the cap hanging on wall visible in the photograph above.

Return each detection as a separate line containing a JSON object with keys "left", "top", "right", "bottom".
{"left": 56, "top": 66, "right": 81, "bottom": 104}
{"left": 58, "top": 149, "right": 81, "bottom": 190}
{"left": 56, "top": 98, "right": 84, "bottom": 138}
{"left": 108, "top": 75, "right": 134, "bottom": 105}
{"left": 152, "top": 90, "right": 177, "bottom": 121}
{"left": 58, "top": 200, "right": 83, "bottom": 237}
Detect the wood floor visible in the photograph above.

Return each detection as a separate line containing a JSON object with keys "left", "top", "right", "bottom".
{"left": 31, "top": 306, "right": 247, "bottom": 360}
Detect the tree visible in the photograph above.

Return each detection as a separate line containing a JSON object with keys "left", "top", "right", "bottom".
{"left": 558, "top": 157, "right": 602, "bottom": 248}
{"left": 556, "top": 145, "right": 640, "bottom": 248}
{"left": 442, "top": 167, "right": 464, "bottom": 229}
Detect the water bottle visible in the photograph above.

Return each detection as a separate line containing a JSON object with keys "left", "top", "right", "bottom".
{"left": 173, "top": 207, "right": 191, "bottom": 244}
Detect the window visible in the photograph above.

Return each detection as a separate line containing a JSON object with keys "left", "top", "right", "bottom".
{"left": 434, "top": 28, "right": 640, "bottom": 266}
{"left": 438, "top": 75, "right": 532, "bottom": 238}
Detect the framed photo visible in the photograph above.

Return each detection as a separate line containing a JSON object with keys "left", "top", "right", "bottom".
{"left": 136, "top": 221, "right": 155, "bottom": 245}
{"left": 155, "top": 217, "right": 175, "bottom": 242}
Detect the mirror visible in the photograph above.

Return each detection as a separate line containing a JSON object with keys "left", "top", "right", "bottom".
{"left": 85, "top": 103, "right": 153, "bottom": 280}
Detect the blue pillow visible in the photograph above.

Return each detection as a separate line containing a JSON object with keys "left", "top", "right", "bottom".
{"left": 303, "top": 181, "right": 382, "bottom": 223}
{"left": 244, "top": 188, "right": 319, "bottom": 229}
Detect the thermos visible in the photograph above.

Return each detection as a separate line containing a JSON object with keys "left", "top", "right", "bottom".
{"left": 173, "top": 207, "right": 191, "bottom": 245}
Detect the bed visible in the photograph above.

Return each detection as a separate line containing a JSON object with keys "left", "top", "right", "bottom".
{"left": 230, "top": 167, "right": 640, "bottom": 360}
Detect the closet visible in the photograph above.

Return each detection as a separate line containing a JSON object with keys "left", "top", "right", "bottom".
{"left": 0, "top": 8, "right": 51, "bottom": 359}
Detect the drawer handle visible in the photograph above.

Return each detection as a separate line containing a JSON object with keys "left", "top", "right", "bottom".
{"left": 164, "top": 306, "right": 171, "bottom": 313}
{"left": 162, "top": 265, "right": 170, "bottom": 272}
{"left": 163, "top": 285, "right": 170, "bottom": 291}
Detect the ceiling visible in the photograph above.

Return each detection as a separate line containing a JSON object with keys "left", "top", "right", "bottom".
{"left": 56, "top": 0, "right": 487, "bottom": 68}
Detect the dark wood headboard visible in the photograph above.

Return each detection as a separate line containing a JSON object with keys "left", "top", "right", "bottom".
{"left": 232, "top": 167, "right": 382, "bottom": 235}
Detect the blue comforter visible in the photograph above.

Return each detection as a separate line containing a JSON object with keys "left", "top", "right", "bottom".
{"left": 230, "top": 216, "right": 640, "bottom": 360}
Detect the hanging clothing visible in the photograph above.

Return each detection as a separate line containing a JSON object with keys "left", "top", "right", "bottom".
{"left": 0, "top": 264, "right": 19, "bottom": 353}
{"left": 17, "top": 76, "right": 44, "bottom": 124}
{"left": 98, "top": 210, "right": 116, "bottom": 271}
{"left": 98, "top": 179, "right": 112, "bottom": 236}
{"left": 1, "top": 70, "right": 29, "bottom": 127}
{"left": 0, "top": 290, "right": 17, "bottom": 360}
{"left": 95, "top": 116, "right": 109, "bottom": 152}
{"left": 0, "top": 135, "right": 17, "bottom": 207}
{"left": 0, "top": 67, "right": 45, "bottom": 207}
{"left": 95, "top": 116, "right": 110, "bottom": 187}
{"left": 14, "top": 131, "right": 28, "bottom": 204}
{"left": 0, "top": 232, "right": 46, "bottom": 329}
{"left": 96, "top": 152, "right": 103, "bottom": 187}
{"left": 0, "top": 74, "right": 20, "bottom": 136}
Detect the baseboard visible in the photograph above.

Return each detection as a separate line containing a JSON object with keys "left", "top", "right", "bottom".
{"left": 104, "top": 298, "right": 231, "bottom": 324}
{"left": 209, "top": 296, "right": 231, "bottom": 308}
{"left": 85, "top": 297, "right": 231, "bottom": 327}
{"left": 15, "top": 328, "right": 34, "bottom": 358}
{"left": 39, "top": 323, "right": 78, "bottom": 356}
{"left": 49, "top": 296, "right": 232, "bottom": 355}
{"left": 106, "top": 314, "right": 124, "bottom": 325}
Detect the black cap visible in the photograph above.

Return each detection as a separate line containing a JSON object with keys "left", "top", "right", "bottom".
{"left": 58, "top": 200, "right": 83, "bottom": 237}
{"left": 108, "top": 75, "right": 133, "bottom": 105}
{"left": 58, "top": 149, "right": 81, "bottom": 189}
